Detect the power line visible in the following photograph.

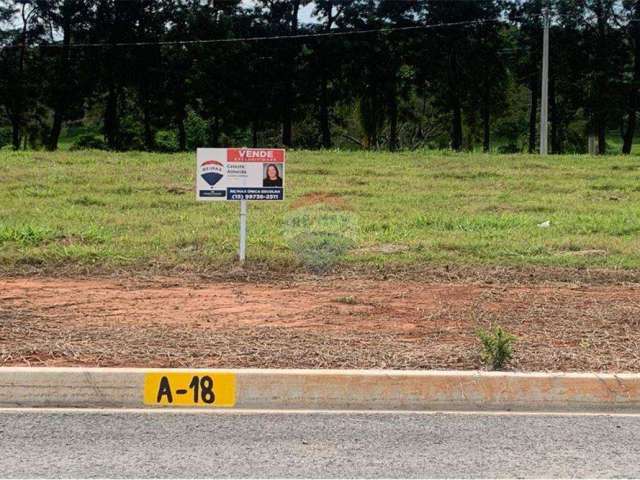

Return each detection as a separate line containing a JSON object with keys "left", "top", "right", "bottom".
{"left": 0, "top": 17, "right": 511, "bottom": 50}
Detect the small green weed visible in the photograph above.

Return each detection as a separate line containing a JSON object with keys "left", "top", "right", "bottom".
{"left": 0, "top": 224, "right": 57, "bottom": 246}
{"left": 335, "top": 296, "right": 359, "bottom": 305}
{"left": 476, "top": 325, "right": 516, "bottom": 370}
{"left": 70, "top": 195, "right": 106, "bottom": 207}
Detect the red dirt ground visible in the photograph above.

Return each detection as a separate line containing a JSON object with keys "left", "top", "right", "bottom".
{"left": 1, "top": 275, "right": 639, "bottom": 372}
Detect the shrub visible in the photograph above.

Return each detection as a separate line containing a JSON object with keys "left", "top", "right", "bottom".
{"left": 155, "top": 130, "right": 179, "bottom": 152}
{"left": 0, "top": 127, "right": 11, "bottom": 148}
{"left": 70, "top": 134, "right": 106, "bottom": 151}
{"left": 497, "top": 143, "right": 521, "bottom": 154}
{"left": 185, "top": 109, "right": 209, "bottom": 150}
{"left": 118, "top": 115, "right": 145, "bottom": 150}
{"left": 476, "top": 325, "right": 516, "bottom": 370}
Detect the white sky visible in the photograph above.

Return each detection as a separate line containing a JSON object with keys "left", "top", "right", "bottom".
{"left": 240, "top": 1, "right": 318, "bottom": 24}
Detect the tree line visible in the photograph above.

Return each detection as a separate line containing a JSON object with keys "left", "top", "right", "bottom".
{"left": 0, "top": 0, "right": 638, "bottom": 154}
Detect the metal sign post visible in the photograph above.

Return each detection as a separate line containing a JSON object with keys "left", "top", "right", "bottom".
{"left": 239, "top": 199, "right": 248, "bottom": 262}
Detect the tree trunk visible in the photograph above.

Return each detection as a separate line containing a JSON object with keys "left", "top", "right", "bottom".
{"left": 482, "top": 103, "right": 490, "bottom": 153}
{"left": 528, "top": 76, "right": 538, "bottom": 154}
{"left": 177, "top": 115, "right": 186, "bottom": 151}
{"left": 281, "top": 0, "right": 300, "bottom": 147}
{"left": 387, "top": 81, "right": 398, "bottom": 152}
{"left": 104, "top": 82, "right": 119, "bottom": 150}
{"left": 416, "top": 84, "right": 428, "bottom": 141}
{"left": 449, "top": 50, "right": 462, "bottom": 151}
{"left": 210, "top": 116, "right": 221, "bottom": 147}
{"left": 550, "top": 75, "right": 560, "bottom": 154}
{"left": 595, "top": 0, "right": 608, "bottom": 156}
{"left": 175, "top": 89, "right": 186, "bottom": 151}
{"left": 451, "top": 99, "right": 462, "bottom": 151}
{"left": 174, "top": 77, "right": 187, "bottom": 151}
{"left": 48, "top": 110, "right": 64, "bottom": 152}
{"left": 104, "top": 1, "right": 124, "bottom": 151}
{"left": 282, "top": 98, "right": 292, "bottom": 147}
{"left": 366, "top": 106, "right": 377, "bottom": 150}
{"left": 12, "top": 9, "right": 28, "bottom": 151}
{"left": 319, "top": 70, "right": 331, "bottom": 148}
{"left": 362, "top": 89, "right": 380, "bottom": 150}
{"left": 11, "top": 118, "right": 20, "bottom": 150}
{"left": 318, "top": 0, "right": 334, "bottom": 149}
{"left": 143, "top": 102, "right": 154, "bottom": 150}
{"left": 104, "top": 5, "right": 121, "bottom": 152}
{"left": 47, "top": 21, "right": 72, "bottom": 151}
{"left": 623, "top": 18, "right": 640, "bottom": 154}
{"left": 623, "top": 100, "right": 637, "bottom": 155}
{"left": 598, "top": 121, "right": 606, "bottom": 155}
{"left": 251, "top": 121, "right": 258, "bottom": 148}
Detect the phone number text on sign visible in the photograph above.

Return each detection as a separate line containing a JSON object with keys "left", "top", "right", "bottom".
{"left": 196, "top": 148, "right": 285, "bottom": 202}
{"left": 227, "top": 188, "right": 283, "bottom": 200}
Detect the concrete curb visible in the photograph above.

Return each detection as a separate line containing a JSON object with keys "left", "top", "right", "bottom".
{"left": 1, "top": 367, "right": 640, "bottom": 412}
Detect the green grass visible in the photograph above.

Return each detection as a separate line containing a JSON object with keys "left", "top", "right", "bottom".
{"left": 1, "top": 149, "right": 640, "bottom": 273}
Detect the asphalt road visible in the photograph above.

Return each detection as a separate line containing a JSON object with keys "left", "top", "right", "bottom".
{"left": 1, "top": 409, "right": 640, "bottom": 478}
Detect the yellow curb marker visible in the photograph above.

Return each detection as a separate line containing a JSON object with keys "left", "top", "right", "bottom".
{"left": 143, "top": 372, "right": 236, "bottom": 407}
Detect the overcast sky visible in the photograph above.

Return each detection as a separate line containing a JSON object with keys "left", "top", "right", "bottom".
{"left": 240, "top": 0, "right": 318, "bottom": 24}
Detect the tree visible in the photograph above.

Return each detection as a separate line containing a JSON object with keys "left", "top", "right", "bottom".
{"left": 252, "top": 0, "right": 311, "bottom": 147}
{"left": 463, "top": 1, "right": 508, "bottom": 152}
{"left": 36, "top": 0, "right": 91, "bottom": 151}
{"left": 0, "top": 0, "right": 43, "bottom": 149}
{"left": 130, "top": 0, "right": 166, "bottom": 150}
{"left": 91, "top": 0, "right": 130, "bottom": 149}
{"left": 419, "top": 0, "right": 504, "bottom": 151}
{"left": 0, "top": 0, "right": 636, "bottom": 155}
{"left": 577, "top": 0, "right": 626, "bottom": 154}
{"left": 622, "top": 0, "right": 640, "bottom": 154}
{"left": 509, "top": 0, "right": 544, "bottom": 153}
{"left": 161, "top": 0, "right": 194, "bottom": 151}
{"left": 312, "top": 0, "right": 349, "bottom": 148}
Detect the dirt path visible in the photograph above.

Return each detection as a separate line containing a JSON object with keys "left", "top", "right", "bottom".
{"left": 1, "top": 276, "right": 639, "bottom": 371}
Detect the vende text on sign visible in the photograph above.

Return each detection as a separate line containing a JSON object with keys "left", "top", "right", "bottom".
{"left": 197, "top": 148, "right": 285, "bottom": 201}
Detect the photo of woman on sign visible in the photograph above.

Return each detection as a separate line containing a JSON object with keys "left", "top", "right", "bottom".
{"left": 263, "top": 163, "right": 283, "bottom": 187}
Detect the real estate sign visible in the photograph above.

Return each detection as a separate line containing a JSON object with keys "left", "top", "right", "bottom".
{"left": 196, "top": 148, "right": 285, "bottom": 201}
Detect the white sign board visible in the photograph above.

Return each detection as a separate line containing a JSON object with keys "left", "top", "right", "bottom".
{"left": 196, "top": 148, "right": 285, "bottom": 201}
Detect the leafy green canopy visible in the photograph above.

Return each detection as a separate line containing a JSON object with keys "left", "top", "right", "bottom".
{"left": 0, "top": 0, "right": 638, "bottom": 154}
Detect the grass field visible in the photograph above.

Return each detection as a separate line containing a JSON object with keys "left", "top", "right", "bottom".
{"left": 2, "top": 149, "right": 640, "bottom": 274}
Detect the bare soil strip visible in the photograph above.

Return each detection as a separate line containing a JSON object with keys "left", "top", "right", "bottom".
{"left": 1, "top": 276, "right": 639, "bottom": 372}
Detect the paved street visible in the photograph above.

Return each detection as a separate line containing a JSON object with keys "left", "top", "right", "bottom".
{"left": 1, "top": 409, "right": 639, "bottom": 478}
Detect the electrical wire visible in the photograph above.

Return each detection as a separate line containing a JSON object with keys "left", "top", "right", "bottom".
{"left": 0, "top": 16, "right": 529, "bottom": 50}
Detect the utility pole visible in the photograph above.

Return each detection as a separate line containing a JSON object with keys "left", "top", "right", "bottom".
{"left": 540, "top": 6, "right": 550, "bottom": 155}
